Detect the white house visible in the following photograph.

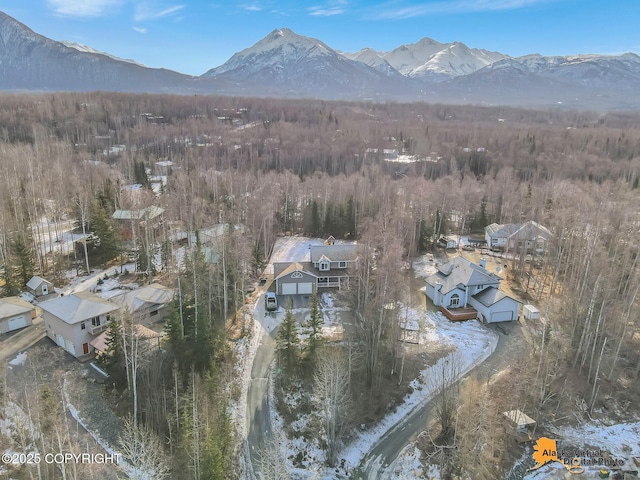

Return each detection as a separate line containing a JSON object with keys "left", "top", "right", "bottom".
{"left": 425, "top": 256, "right": 520, "bottom": 323}
{"left": 40, "top": 292, "right": 119, "bottom": 359}
{"left": 485, "top": 221, "right": 552, "bottom": 254}
{"left": 0, "top": 297, "right": 36, "bottom": 333}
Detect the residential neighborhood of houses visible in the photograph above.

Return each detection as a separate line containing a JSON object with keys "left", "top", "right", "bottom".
{"left": 2, "top": 217, "right": 551, "bottom": 363}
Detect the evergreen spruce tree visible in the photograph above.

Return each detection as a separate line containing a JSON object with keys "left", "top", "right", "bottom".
{"left": 276, "top": 298, "right": 300, "bottom": 372}
{"left": 103, "top": 317, "right": 127, "bottom": 388}
{"left": 304, "top": 291, "right": 323, "bottom": 362}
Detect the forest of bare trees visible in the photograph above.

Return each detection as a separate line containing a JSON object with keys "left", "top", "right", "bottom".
{"left": 0, "top": 91, "right": 639, "bottom": 478}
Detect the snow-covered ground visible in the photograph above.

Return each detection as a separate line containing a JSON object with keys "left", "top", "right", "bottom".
{"left": 266, "top": 304, "right": 498, "bottom": 478}
{"left": 8, "top": 352, "right": 27, "bottom": 366}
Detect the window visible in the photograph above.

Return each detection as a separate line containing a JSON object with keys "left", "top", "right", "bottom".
{"left": 81, "top": 322, "right": 86, "bottom": 330}
{"left": 91, "top": 316, "right": 101, "bottom": 327}
{"left": 150, "top": 310, "right": 158, "bottom": 317}
{"left": 338, "top": 261, "right": 347, "bottom": 268}
{"left": 319, "top": 261, "right": 330, "bottom": 271}
{"left": 450, "top": 294, "right": 460, "bottom": 307}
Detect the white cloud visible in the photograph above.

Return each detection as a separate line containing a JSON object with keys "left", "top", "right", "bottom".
{"left": 308, "top": 6, "right": 345, "bottom": 16}
{"left": 308, "top": 0, "right": 347, "bottom": 16}
{"left": 47, "top": 0, "right": 123, "bottom": 17}
{"left": 242, "top": 4, "right": 263, "bottom": 12}
{"left": 375, "top": 0, "right": 555, "bottom": 19}
{"left": 133, "top": 26, "right": 147, "bottom": 33}
{"left": 134, "top": 2, "right": 185, "bottom": 21}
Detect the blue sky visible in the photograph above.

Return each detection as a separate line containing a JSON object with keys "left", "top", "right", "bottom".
{"left": 2, "top": 0, "right": 639, "bottom": 76}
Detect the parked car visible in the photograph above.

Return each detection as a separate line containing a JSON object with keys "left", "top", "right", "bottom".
{"left": 265, "top": 292, "right": 278, "bottom": 312}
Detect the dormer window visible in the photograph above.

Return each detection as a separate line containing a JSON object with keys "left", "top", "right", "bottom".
{"left": 338, "top": 261, "right": 347, "bottom": 268}
{"left": 319, "top": 260, "right": 330, "bottom": 271}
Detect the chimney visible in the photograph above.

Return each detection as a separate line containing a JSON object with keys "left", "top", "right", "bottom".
{"left": 479, "top": 258, "right": 486, "bottom": 269}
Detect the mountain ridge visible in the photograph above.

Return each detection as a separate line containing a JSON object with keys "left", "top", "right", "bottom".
{"left": 1, "top": 11, "right": 640, "bottom": 110}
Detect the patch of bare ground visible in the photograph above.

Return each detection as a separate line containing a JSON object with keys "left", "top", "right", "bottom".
{"left": 2, "top": 338, "right": 121, "bottom": 479}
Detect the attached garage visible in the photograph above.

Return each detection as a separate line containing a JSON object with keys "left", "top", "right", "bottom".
{"left": 0, "top": 297, "right": 36, "bottom": 334}
{"left": 490, "top": 310, "right": 515, "bottom": 323}
{"left": 470, "top": 287, "right": 520, "bottom": 324}
{"left": 275, "top": 262, "right": 318, "bottom": 296}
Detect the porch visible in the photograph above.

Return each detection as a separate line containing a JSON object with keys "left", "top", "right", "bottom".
{"left": 439, "top": 306, "right": 478, "bottom": 322}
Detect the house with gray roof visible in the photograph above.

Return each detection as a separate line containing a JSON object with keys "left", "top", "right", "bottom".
{"left": 273, "top": 239, "right": 360, "bottom": 296}
{"left": 109, "top": 283, "right": 174, "bottom": 324}
{"left": 425, "top": 256, "right": 520, "bottom": 323}
{"left": 0, "top": 297, "right": 36, "bottom": 333}
{"left": 26, "top": 275, "right": 54, "bottom": 298}
{"left": 485, "top": 221, "right": 552, "bottom": 254}
{"left": 40, "top": 291, "right": 119, "bottom": 359}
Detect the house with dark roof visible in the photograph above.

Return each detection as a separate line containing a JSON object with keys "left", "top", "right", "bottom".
{"left": 425, "top": 256, "right": 520, "bottom": 323}
{"left": 40, "top": 291, "right": 119, "bottom": 359}
{"left": 485, "top": 221, "right": 552, "bottom": 254}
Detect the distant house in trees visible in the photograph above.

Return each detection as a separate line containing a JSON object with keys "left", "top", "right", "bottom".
{"left": 485, "top": 221, "right": 552, "bottom": 254}
{"left": 26, "top": 275, "right": 54, "bottom": 298}
{"left": 0, "top": 297, "right": 36, "bottom": 333}
{"left": 171, "top": 223, "right": 244, "bottom": 264}
{"left": 273, "top": 238, "right": 359, "bottom": 295}
{"left": 109, "top": 283, "right": 174, "bottom": 324}
{"left": 425, "top": 256, "right": 520, "bottom": 323}
{"left": 40, "top": 292, "right": 119, "bottom": 359}
{"left": 112, "top": 206, "right": 165, "bottom": 245}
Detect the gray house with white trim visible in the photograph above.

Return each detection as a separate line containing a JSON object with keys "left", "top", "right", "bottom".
{"left": 275, "top": 263, "right": 318, "bottom": 296}
{"left": 425, "top": 256, "right": 520, "bottom": 323}
{"left": 485, "top": 221, "right": 552, "bottom": 254}
{"left": 40, "top": 291, "right": 119, "bottom": 359}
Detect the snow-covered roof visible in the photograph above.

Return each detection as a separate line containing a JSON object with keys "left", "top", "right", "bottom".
{"left": 485, "top": 220, "right": 552, "bottom": 240}
{"left": 39, "top": 291, "right": 119, "bottom": 324}
{"left": 0, "top": 297, "right": 35, "bottom": 319}
{"left": 90, "top": 324, "right": 163, "bottom": 353}
{"left": 503, "top": 410, "right": 536, "bottom": 427}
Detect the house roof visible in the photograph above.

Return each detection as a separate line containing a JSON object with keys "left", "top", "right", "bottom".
{"left": 426, "top": 256, "right": 501, "bottom": 295}
{"left": 26, "top": 275, "right": 52, "bottom": 290}
{"left": 310, "top": 244, "right": 359, "bottom": 263}
{"left": 472, "top": 287, "right": 519, "bottom": 307}
{"left": 109, "top": 283, "right": 174, "bottom": 313}
{"left": 113, "top": 206, "right": 164, "bottom": 221}
{"left": 0, "top": 297, "right": 35, "bottom": 320}
{"left": 39, "top": 291, "right": 119, "bottom": 325}
{"left": 486, "top": 221, "right": 552, "bottom": 240}
{"left": 276, "top": 262, "right": 318, "bottom": 280}
{"left": 503, "top": 410, "right": 536, "bottom": 427}
{"left": 90, "top": 324, "right": 163, "bottom": 353}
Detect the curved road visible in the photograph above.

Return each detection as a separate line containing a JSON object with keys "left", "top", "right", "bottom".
{"left": 353, "top": 320, "right": 530, "bottom": 479}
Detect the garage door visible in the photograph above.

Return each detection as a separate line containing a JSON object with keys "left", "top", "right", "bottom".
{"left": 57, "top": 334, "right": 65, "bottom": 348}
{"left": 65, "top": 340, "right": 76, "bottom": 357}
{"left": 8, "top": 315, "right": 27, "bottom": 331}
{"left": 490, "top": 311, "right": 514, "bottom": 323}
{"left": 297, "top": 282, "right": 313, "bottom": 294}
{"left": 281, "top": 283, "right": 297, "bottom": 295}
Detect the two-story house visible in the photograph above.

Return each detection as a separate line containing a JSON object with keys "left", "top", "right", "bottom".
{"left": 40, "top": 291, "right": 119, "bottom": 359}
{"left": 273, "top": 242, "right": 359, "bottom": 296}
{"left": 485, "top": 220, "right": 552, "bottom": 254}
{"left": 425, "top": 256, "right": 520, "bottom": 323}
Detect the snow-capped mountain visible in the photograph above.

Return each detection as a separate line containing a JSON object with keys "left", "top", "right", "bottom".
{"left": 1, "top": 9, "right": 640, "bottom": 110}
{"left": 202, "top": 28, "right": 407, "bottom": 97}
{"left": 346, "top": 38, "right": 508, "bottom": 82}
{"left": 61, "top": 41, "right": 146, "bottom": 67}
{"left": 0, "top": 11, "right": 201, "bottom": 93}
